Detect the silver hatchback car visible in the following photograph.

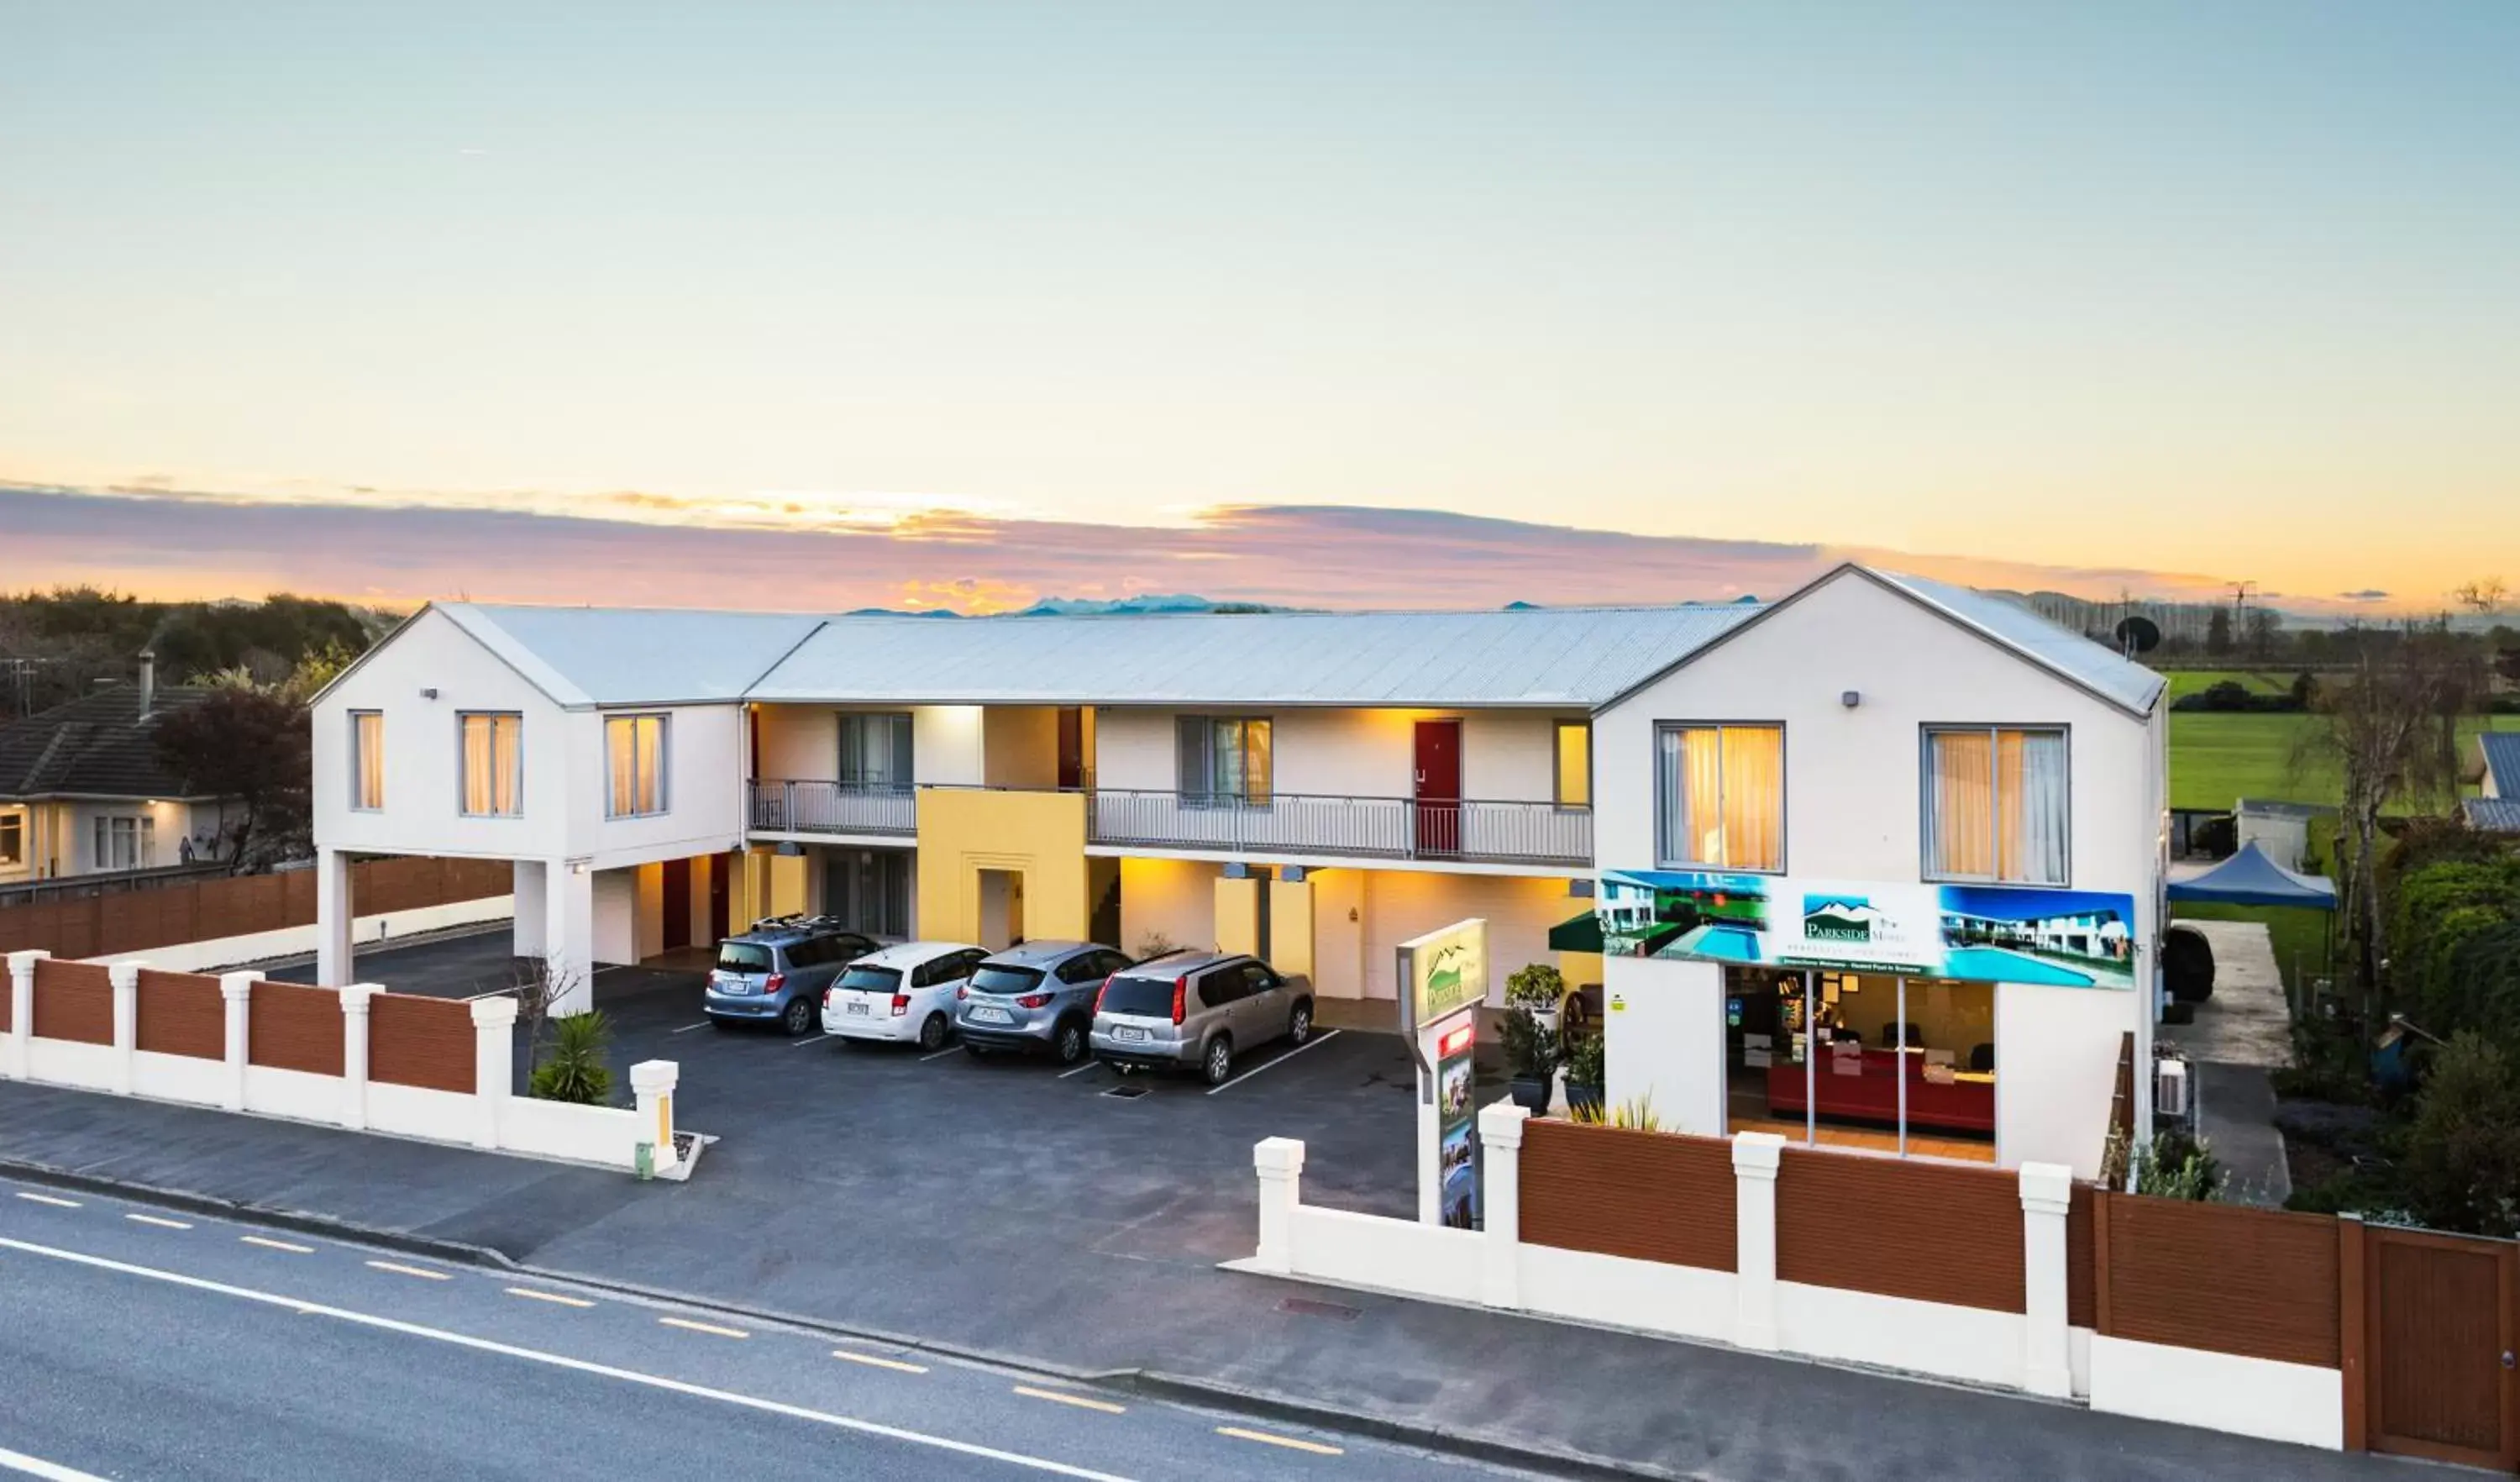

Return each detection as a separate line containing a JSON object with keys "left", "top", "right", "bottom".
{"left": 1090, "top": 949, "right": 1314, "bottom": 1087}
{"left": 955, "top": 940, "right": 1134, "bottom": 1066}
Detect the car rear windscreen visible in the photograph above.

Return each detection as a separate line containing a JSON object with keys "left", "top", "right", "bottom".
{"left": 1097, "top": 975, "right": 1176, "bottom": 1017}
{"left": 716, "top": 943, "right": 774, "bottom": 974}
{"left": 837, "top": 966, "right": 903, "bottom": 992}
{"left": 969, "top": 964, "right": 1046, "bottom": 995}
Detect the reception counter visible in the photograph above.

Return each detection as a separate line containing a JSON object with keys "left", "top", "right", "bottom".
{"left": 1766, "top": 1046, "right": 1994, "bottom": 1135}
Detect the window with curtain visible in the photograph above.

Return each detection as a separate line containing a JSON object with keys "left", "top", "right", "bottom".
{"left": 1923, "top": 727, "right": 2068, "bottom": 885}
{"left": 1177, "top": 717, "right": 1273, "bottom": 805}
{"left": 93, "top": 815, "right": 147, "bottom": 870}
{"left": 350, "top": 711, "right": 386, "bottom": 812}
{"left": 1555, "top": 722, "right": 1591, "bottom": 807}
{"left": 459, "top": 712, "right": 522, "bottom": 817}
{"left": 1654, "top": 723, "right": 1784, "bottom": 871}
{"left": 0, "top": 812, "right": 23, "bottom": 866}
{"left": 838, "top": 712, "right": 916, "bottom": 790}
{"left": 605, "top": 713, "right": 669, "bottom": 817}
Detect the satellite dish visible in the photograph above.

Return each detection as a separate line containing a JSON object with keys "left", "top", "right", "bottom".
{"left": 2114, "top": 615, "right": 2162, "bottom": 656}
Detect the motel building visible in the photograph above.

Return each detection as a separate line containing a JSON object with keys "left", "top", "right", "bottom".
{"left": 310, "top": 563, "right": 2166, "bottom": 1175}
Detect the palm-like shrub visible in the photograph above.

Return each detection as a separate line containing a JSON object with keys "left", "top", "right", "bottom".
{"left": 529, "top": 1010, "right": 615, "bottom": 1105}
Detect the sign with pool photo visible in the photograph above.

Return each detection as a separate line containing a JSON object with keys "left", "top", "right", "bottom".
{"left": 1595, "top": 870, "right": 2137, "bottom": 990}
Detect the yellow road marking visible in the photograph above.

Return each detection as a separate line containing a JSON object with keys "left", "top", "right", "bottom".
{"left": 832, "top": 1349, "right": 928, "bottom": 1374}
{"left": 659, "top": 1316, "right": 749, "bottom": 1339}
{"left": 507, "top": 1286, "right": 596, "bottom": 1309}
{"left": 13, "top": 1191, "right": 81, "bottom": 1209}
{"left": 124, "top": 1213, "right": 192, "bottom": 1230}
{"left": 1012, "top": 1385, "right": 1126, "bottom": 1415}
{"left": 241, "top": 1236, "right": 312, "bottom": 1253}
{"left": 367, "top": 1260, "right": 453, "bottom": 1281}
{"left": 1216, "top": 1426, "right": 1344, "bottom": 1456}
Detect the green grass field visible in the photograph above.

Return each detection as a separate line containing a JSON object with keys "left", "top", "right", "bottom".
{"left": 2164, "top": 686, "right": 2518, "bottom": 812}
{"left": 2161, "top": 668, "right": 2293, "bottom": 702}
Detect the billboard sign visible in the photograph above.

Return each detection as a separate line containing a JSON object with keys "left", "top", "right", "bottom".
{"left": 1398, "top": 917, "right": 1488, "bottom": 1033}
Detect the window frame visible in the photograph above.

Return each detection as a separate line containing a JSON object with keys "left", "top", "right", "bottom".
{"left": 349, "top": 710, "right": 386, "bottom": 812}
{"left": 1918, "top": 723, "right": 2072, "bottom": 887}
{"left": 1176, "top": 714, "right": 1274, "bottom": 807}
{"left": 0, "top": 810, "right": 24, "bottom": 867}
{"left": 837, "top": 711, "right": 916, "bottom": 792}
{"left": 603, "top": 712, "right": 671, "bottom": 820}
{"left": 456, "top": 711, "right": 525, "bottom": 819}
{"left": 1554, "top": 720, "right": 1593, "bottom": 810}
{"left": 1652, "top": 720, "right": 1788, "bottom": 875}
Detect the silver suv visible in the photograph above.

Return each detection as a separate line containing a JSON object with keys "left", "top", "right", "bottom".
{"left": 956, "top": 940, "right": 1135, "bottom": 1066}
{"left": 1090, "top": 949, "right": 1314, "bottom": 1087}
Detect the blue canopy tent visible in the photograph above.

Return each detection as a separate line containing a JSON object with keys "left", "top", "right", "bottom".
{"left": 2166, "top": 841, "right": 2337, "bottom": 910}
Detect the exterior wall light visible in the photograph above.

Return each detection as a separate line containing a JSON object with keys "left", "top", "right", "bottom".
{"left": 1840, "top": 690, "right": 1862, "bottom": 709}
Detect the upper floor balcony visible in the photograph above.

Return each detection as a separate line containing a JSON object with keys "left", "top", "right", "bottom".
{"left": 746, "top": 779, "right": 1593, "bottom": 870}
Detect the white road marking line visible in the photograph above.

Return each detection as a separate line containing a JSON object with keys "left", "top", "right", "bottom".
{"left": 659, "top": 1316, "right": 749, "bottom": 1339}
{"left": 507, "top": 1286, "right": 596, "bottom": 1309}
{"left": 367, "top": 1259, "right": 453, "bottom": 1281}
{"left": 919, "top": 1045, "right": 960, "bottom": 1061}
{"left": 12, "top": 1192, "right": 81, "bottom": 1210}
{"left": 240, "top": 1236, "right": 313, "bottom": 1253}
{"left": 792, "top": 1033, "right": 832, "bottom": 1048}
{"left": 669, "top": 1022, "right": 711, "bottom": 1035}
{"left": 1206, "top": 1029, "right": 1343, "bottom": 1096}
{"left": 123, "top": 1213, "right": 191, "bottom": 1230}
{"left": 0, "top": 1235, "right": 1138, "bottom": 1482}
{"left": 1057, "top": 1060, "right": 1100, "bottom": 1079}
{"left": 832, "top": 1348, "right": 928, "bottom": 1374}
{"left": 1216, "top": 1426, "right": 1344, "bottom": 1457}
{"left": 1012, "top": 1385, "right": 1126, "bottom": 1415}
{"left": 0, "top": 1441, "right": 113, "bottom": 1480}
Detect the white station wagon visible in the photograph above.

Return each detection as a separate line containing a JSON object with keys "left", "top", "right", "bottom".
{"left": 821, "top": 941, "right": 987, "bottom": 1050}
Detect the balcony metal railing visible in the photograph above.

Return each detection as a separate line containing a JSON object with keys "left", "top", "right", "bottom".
{"left": 748, "top": 778, "right": 1591, "bottom": 868}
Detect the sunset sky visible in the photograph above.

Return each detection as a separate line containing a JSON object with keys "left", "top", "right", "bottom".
{"left": 3, "top": 3, "right": 2515, "bottom": 614}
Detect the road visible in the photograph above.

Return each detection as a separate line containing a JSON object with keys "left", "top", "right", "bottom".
{"left": 0, "top": 1177, "right": 1520, "bottom": 1482}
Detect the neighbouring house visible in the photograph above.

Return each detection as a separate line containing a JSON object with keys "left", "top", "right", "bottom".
{"left": 2467, "top": 732, "right": 2520, "bottom": 833}
{"left": 309, "top": 562, "right": 2168, "bottom": 1174}
{"left": 0, "top": 654, "right": 239, "bottom": 884}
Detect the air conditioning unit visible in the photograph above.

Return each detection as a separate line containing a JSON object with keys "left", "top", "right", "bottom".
{"left": 2155, "top": 1058, "right": 2190, "bottom": 1118}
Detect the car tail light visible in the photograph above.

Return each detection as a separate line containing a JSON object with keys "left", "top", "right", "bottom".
{"left": 765, "top": 973, "right": 785, "bottom": 996}
{"left": 823, "top": 988, "right": 837, "bottom": 1010}
{"left": 1094, "top": 978, "right": 1112, "bottom": 1013}
{"left": 1016, "top": 992, "right": 1052, "bottom": 1009}
{"left": 956, "top": 984, "right": 968, "bottom": 1001}
{"left": 1171, "top": 980, "right": 1186, "bottom": 1025}
{"left": 890, "top": 993, "right": 911, "bottom": 1017}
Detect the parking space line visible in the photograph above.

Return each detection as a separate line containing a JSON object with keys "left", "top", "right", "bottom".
{"left": 241, "top": 1236, "right": 313, "bottom": 1253}
{"left": 367, "top": 1260, "right": 453, "bottom": 1281}
{"left": 659, "top": 1316, "right": 749, "bottom": 1339}
{"left": 507, "top": 1286, "right": 596, "bottom": 1309}
{"left": 832, "top": 1348, "right": 928, "bottom": 1374}
{"left": 1057, "top": 1061, "right": 1100, "bottom": 1079}
{"left": 1217, "top": 1426, "right": 1343, "bottom": 1457}
{"left": 0, "top": 1440, "right": 113, "bottom": 1481}
{"left": 791, "top": 1033, "right": 832, "bottom": 1048}
{"left": 669, "top": 1022, "right": 711, "bottom": 1035}
{"left": 123, "top": 1213, "right": 192, "bottom": 1231}
{"left": 919, "top": 1045, "right": 960, "bottom": 1062}
{"left": 13, "top": 1192, "right": 81, "bottom": 1210}
{"left": 1012, "top": 1385, "right": 1125, "bottom": 1415}
{"left": 1206, "top": 1029, "right": 1342, "bottom": 1096}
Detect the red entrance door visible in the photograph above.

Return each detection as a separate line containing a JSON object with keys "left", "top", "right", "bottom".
{"left": 659, "top": 858, "right": 692, "bottom": 951}
{"left": 1414, "top": 720, "right": 1462, "bottom": 856}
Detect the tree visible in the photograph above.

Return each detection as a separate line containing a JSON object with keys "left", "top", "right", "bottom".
{"left": 2205, "top": 606, "right": 2233, "bottom": 657}
{"left": 2454, "top": 576, "right": 2510, "bottom": 617}
{"left": 150, "top": 689, "right": 312, "bottom": 870}
{"left": 2402, "top": 1033, "right": 2520, "bottom": 1237}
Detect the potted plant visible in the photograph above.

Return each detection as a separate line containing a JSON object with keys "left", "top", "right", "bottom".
{"left": 1506, "top": 962, "right": 1566, "bottom": 1038}
{"left": 1562, "top": 1030, "right": 1605, "bottom": 1121}
{"left": 1502, "top": 1006, "right": 1557, "bottom": 1113}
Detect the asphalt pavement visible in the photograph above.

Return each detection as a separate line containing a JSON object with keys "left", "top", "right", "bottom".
{"left": 0, "top": 1174, "right": 1516, "bottom": 1482}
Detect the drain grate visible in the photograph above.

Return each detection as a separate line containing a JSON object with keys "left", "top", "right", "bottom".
{"left": 1277, "top": 1296, "right": 1361, "bottom": 1322}
{"left": 1101, "top": 1084, "right": 1152, "bottom": 1100}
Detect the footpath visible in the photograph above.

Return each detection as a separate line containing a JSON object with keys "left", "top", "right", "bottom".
{"left": 0, "top": 1077, "right": 2397, "bottom": 1482}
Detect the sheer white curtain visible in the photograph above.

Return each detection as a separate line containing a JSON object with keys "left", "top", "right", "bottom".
{"left": 1929, "top": 728, "right": 2065, "bottom": 883}
{"left": 464, "top": 714, "right": 520, "bottom": 816}
{"left": 606, "top": 717, "right": 639, "bottom": 817}
{"left": 1723, "top": 726, "right": 1784, "bottom": 871}
{"left": 1658, "top": 725, "right": 1782, "bottom": 869}
{"left": 2000, "top": 729, "right": 2069, "bottom": 885}
{"left": 353, "top": 712, "right": 386, "bottom": 810}
{"left": 1925, "top": 729, "right": 1993, "bottom": 877}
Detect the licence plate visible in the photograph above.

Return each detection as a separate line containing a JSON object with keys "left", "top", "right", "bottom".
{"left": 845, "top": 1001, "right": 870, "bottom": 1017}
{"left": 969, "top": 1006, "right": 1013, "bottom": 1025}
{"left": 1113, "top": 1027, "right": 1150, "bottom": 1043}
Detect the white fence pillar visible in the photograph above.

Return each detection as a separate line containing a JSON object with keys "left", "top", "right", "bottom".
{"left": 1478, "top": 1100, "right": 1528, "bottom": 1309}
{"left": 218, "top": 972, "right": 258, "bottom": 1112}
{"left": 1254, "top": 1136, "right": 1306, "bottom": 1275}
{"left": 315, "top": 847, "right": 354, "bottom": 987}
{"left": 630, "top": 1059, "right": 680, "bottom": 1174}
{"left": 338, "top": 983, "right": 380, "bottom": 1131}
{"left": 3, "top": 949, "right": 45, "bottom": 1081}
{"left": 2019, "top": 1160, "right": 2076, "bottom": 1399}
{"left": 470, "top": 995, "right": 518, "bottom": 1152}
{"left": 108, "top": 960, "right": 143, "bottom": 1095}
{"left": 1732, "top": 1131, "right": 1786, "bottom": 1352}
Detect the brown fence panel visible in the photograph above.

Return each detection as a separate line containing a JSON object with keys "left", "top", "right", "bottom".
{"left": 2066, "top": 1181, "right": 2097, "bottom": 1329}
{"left": 1776, "top": 1146, "right": 2025, "bottom": 1313}
{"left": 1520, "top": 1120, "right": 1737, "bottom": 1272}
{"left": 2103, "top": 1192, "right": 2339, "bottom": 1367}
{"left": 134, "top": 969, "right": 226, "bottom": 1059}
{"left": 367, "top": 991, "right": 476, "bottom": 1095}
{"left": 29, "top": 958, "right": 113, "bottom": 1043}
{"left": 0, "top": 855, "right": 511, "bottom": 960}
{"left": 248, "top": 981, "right": 344, "bottom": 1076}
{"left": 2366, "top": 1225, "right": 2519, "bottom": 1469}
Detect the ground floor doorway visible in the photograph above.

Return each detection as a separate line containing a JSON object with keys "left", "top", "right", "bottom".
{"left": 1724, "top": 965, "right": 1997, "bottom": 1163}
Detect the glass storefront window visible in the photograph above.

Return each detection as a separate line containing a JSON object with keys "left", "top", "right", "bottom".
{"left": 1721, "top": 965, "right": 1996, "bottom": 1163}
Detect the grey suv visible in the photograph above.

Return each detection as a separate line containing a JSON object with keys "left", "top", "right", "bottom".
{"left": 1090, "top": 949, "right": 1314, "bottom": 1086}
{"left": 703, "top": 917, "right": 877, "bottom": 1034}
{"left": 955, "top": 940, "right": 1133, "bottom": 1066}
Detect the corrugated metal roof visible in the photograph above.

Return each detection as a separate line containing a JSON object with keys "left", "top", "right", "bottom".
{"left": 1870, "top": 570, "right": 2167, "bottom": 716}
{"left": 2464, "top": 796, "right": 2520, "bottom": 833}
{"left": 750, "top": 603, "right": 1761, "bottom": 707}
{"left": 439, "top": 604, "right": 827, "bottom": 707}
{"left": 2480, "top": 733, "right": 2520, "bottom": 796}
{"left": 0, "top": 683, "right": 218, "bottom": 800}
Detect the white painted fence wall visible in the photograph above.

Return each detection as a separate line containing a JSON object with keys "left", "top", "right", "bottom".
{"left": 3, "top": 949, "right": 675, "bottom": 1176}
{"left": 81, "top": 895, "right": 514, "bottom": 975}
{"left": 1236, "top": 1103, "right": 2342, "bottom": 1455}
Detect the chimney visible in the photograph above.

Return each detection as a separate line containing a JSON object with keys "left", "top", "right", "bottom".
{"left": 138, "top": 649, "right": 155, "bottom": 719}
